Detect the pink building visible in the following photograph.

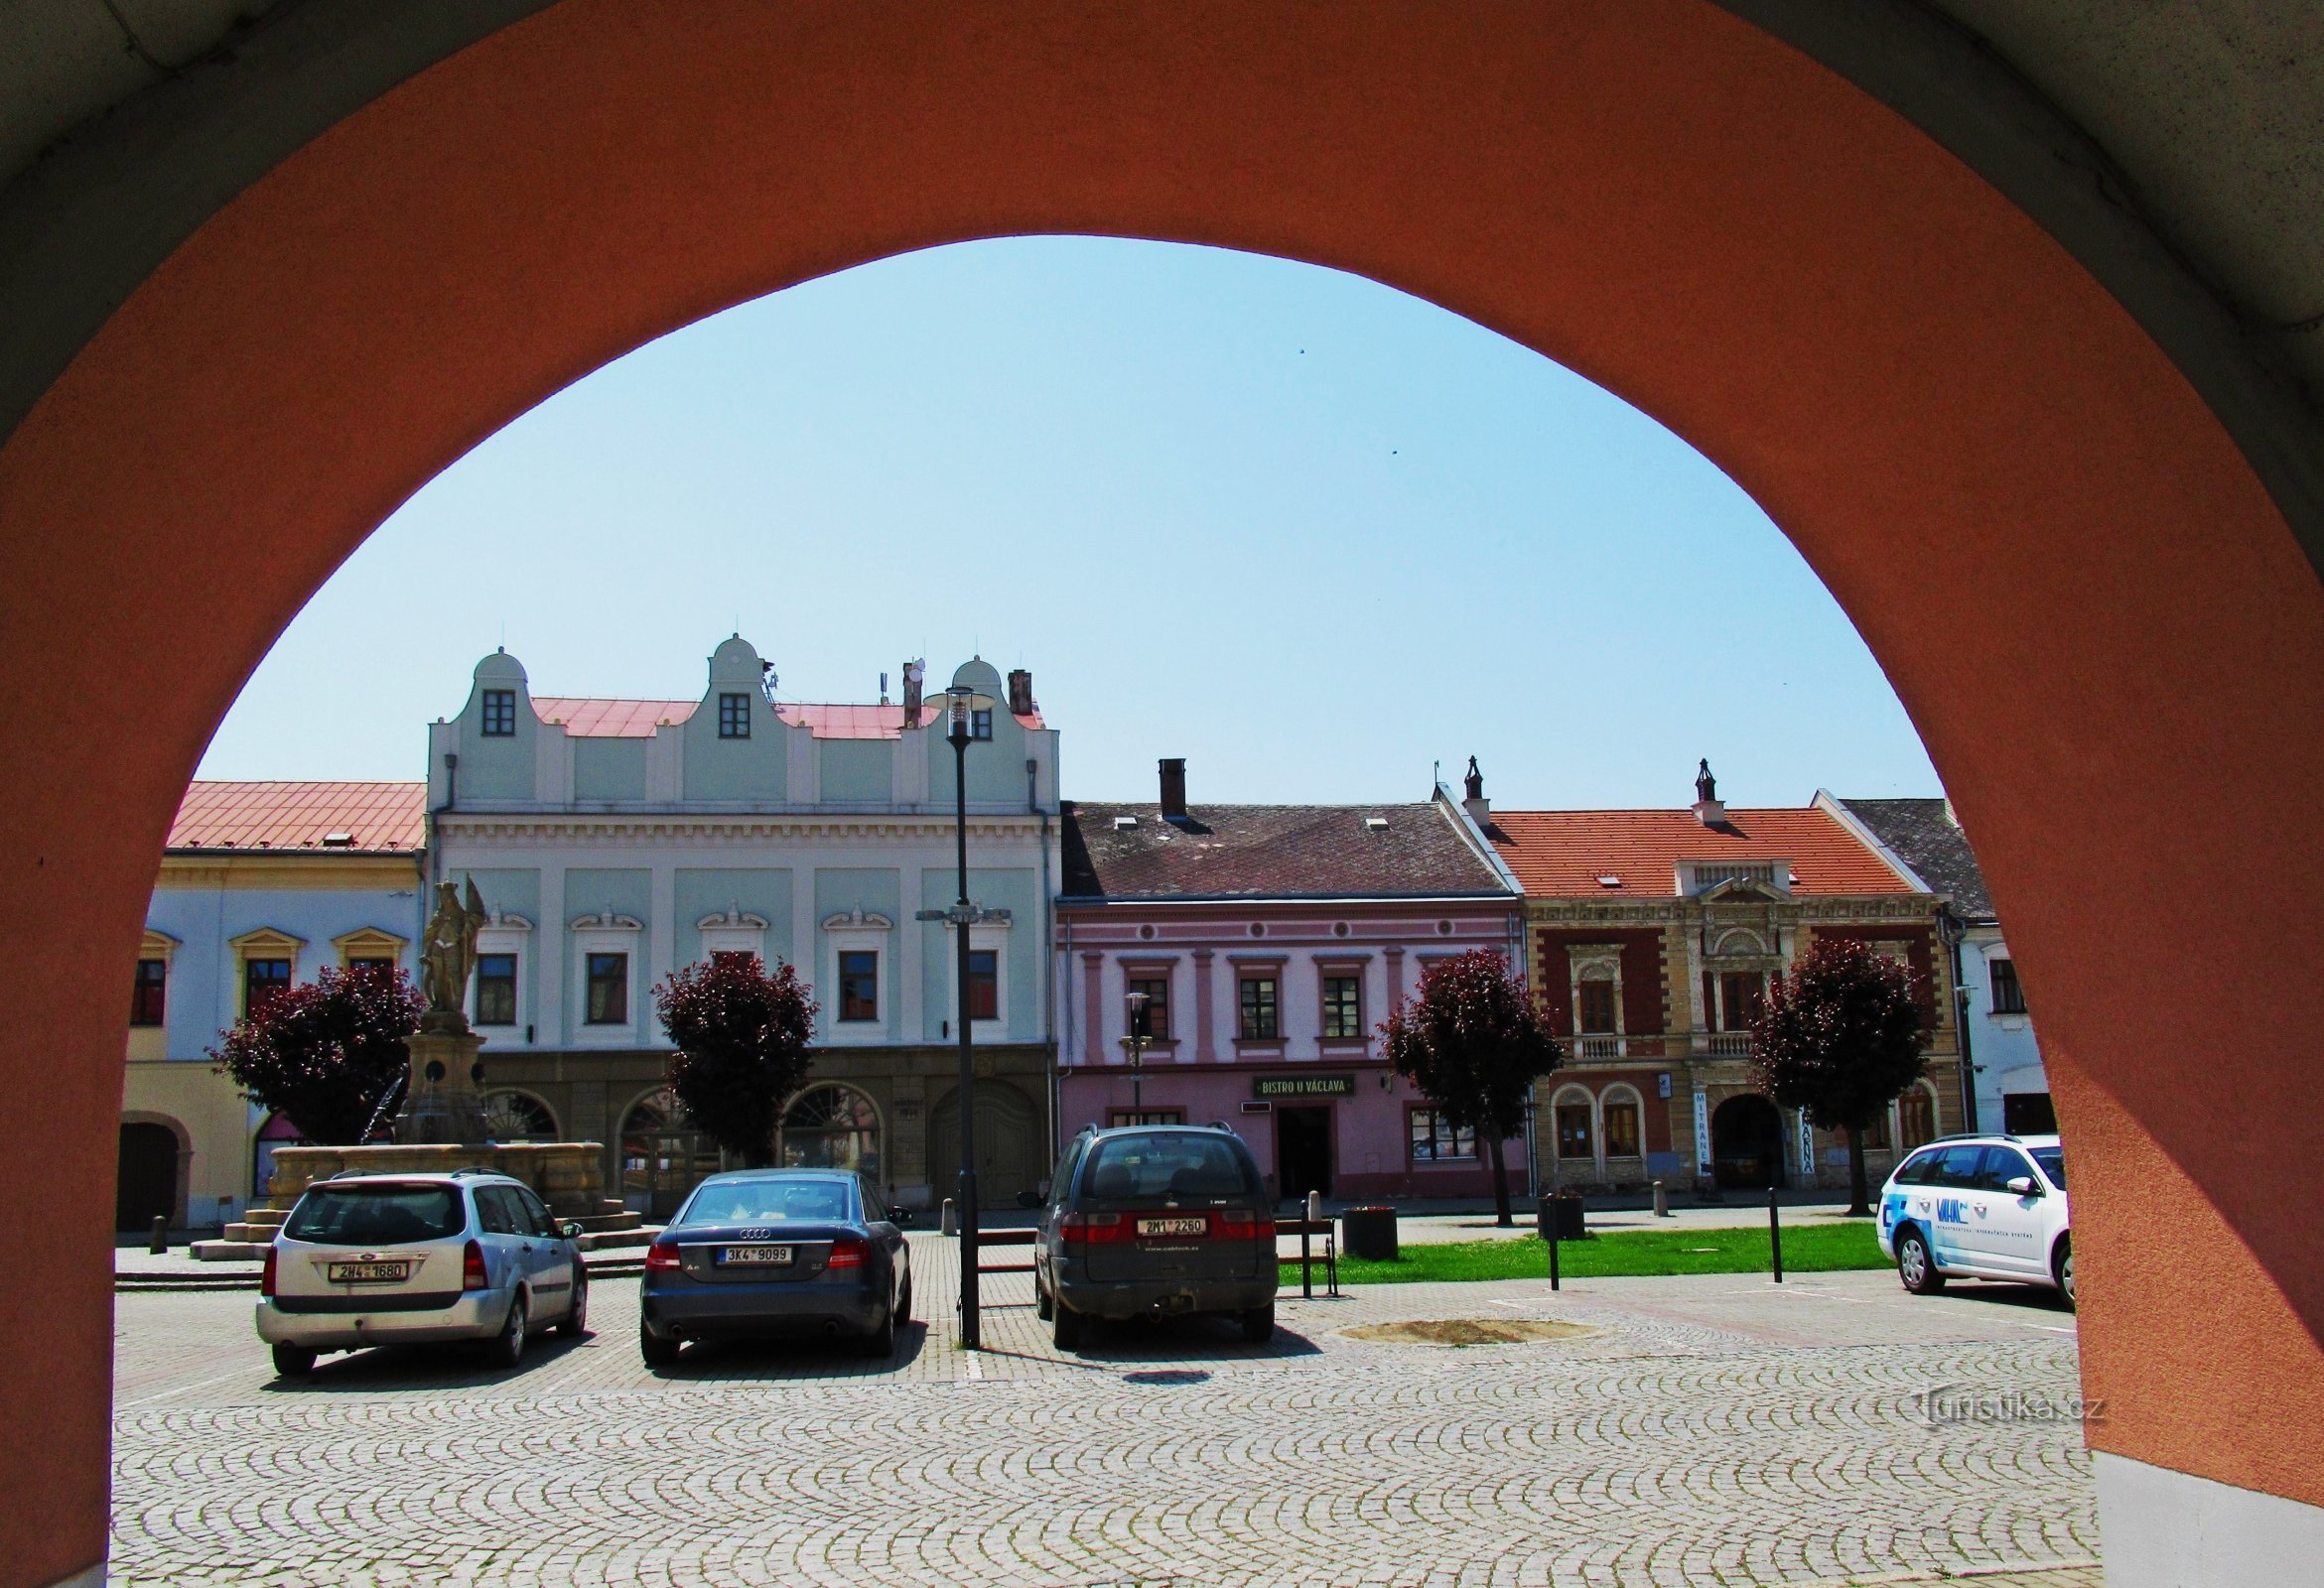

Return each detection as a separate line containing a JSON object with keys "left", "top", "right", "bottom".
{"left": 1054, "top": 760, "right": 1527, "bottom": 1205}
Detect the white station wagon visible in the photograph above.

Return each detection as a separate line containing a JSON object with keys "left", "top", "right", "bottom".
{"left": 1876, "top": 1133, "right": 2072, "bottom": 1309}
{"left": 257, "top": 1169, "right": 588, "bottom": 1376}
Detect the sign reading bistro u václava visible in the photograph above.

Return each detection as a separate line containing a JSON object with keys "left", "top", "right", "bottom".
{"left": 1254, "top": 1074, "right": 1357, "bottom": 1100}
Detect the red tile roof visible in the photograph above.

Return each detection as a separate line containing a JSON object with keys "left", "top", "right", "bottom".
{"left": 1063, "top": 802, "right": 1511, "bottom": 900}
{"left": 168, "top": 781, "right": 427, "bottom": 854}
{"left": 531, "top": 697, "right": 1044, "bottom": 739}
{"left": 1488, "top": 807, "right": 1912, "bottom": 897}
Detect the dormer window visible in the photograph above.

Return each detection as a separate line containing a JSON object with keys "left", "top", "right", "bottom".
{"left": 481, "top": 689, "right": 516, "bottom": 736}
{"left": 718, "top": 692, "right": 751, "bottom": 738}
{"left": 971, "top": 708, "right": 993, "bottom": 741}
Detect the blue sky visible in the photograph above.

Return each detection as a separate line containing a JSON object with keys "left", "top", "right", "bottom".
{"left": 198, "top": 236, "right": 1939, "bottom": 809}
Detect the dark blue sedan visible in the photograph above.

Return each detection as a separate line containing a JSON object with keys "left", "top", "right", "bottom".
{"left": 638, "top": 1170, "right": 911, "bottom": 1365}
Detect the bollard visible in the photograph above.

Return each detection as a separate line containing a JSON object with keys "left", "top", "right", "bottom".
{"left": 1768, "top": 1186, "right": 1784, "bottom": 1283}
{"left": 1300, "top": 1190, "right": 1317, "bottom": 1299}
{"left": 1652, "top": 1180, "right": 1669, "bottom": 1218}
{"left": 149, "top": 1215, "right": 168, "bottom": 1255}
{"left": 940, "top": 1197, "right": 958, "bottom": 1238}
{"left": 1548, "top": 1210, "right": 1561, "bottom": 1291}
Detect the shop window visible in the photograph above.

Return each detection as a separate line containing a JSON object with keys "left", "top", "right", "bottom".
{"left": 967, "top": 949, "right": 999, "bottom": 1021}
{"left": 1128, "top": 977, "right": 1169, "bottom": 1039}
{"left": 1602, "top": 1099, "right": 1641, "bottom": 1157}
{"left": 131, "top": 959, "right": 167, "bottom": 1026}
{"left": 1238, "top": 976, "right": 1279, "bottom": 1039}
{"left": 718, "top": 692, "right": 751, "bottom": 738}
{"left": 586, "top": 953, "right": 628, "bottom": 1024}
{"left": 1321, "top": 975, "right": 1362, "bottom": 1038}
{"left": 476, "top": 953, "right": 517, "bottom": 1025}
{"left": 1990, "top": 958, "right": 2026, "bottom": 1014}
{"left": 1409, "top": 1108, "right": 1476, "bottom": 1161}
{"left": 1110, "top": 1109, "right": 1186, "bottom": 1126}
{"left": 839, "top": 951, "right": 879, "bottom": 1021}
{"left": 243, "top": 958, "right": 292, "bottom": 1017}
{"left": 1577, "top": 977, "right": 1617, "bottom": 1034}
{"left": 481, "top": 688, "right": 516, "bottom": 736}
{"left": 1555, "top": 1103, "right": 1593, "bottom": 1160}
{"left": 481, "top": 1091, "right": 557, "bottom": 1140}
{"left": 781, "top": 1084, "right": 882, "bottom": 1181}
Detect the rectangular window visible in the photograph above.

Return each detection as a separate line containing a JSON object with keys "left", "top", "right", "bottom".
{"left": 1555, "top": 1103, "right": 1593, "bottom": 1160}
{"left": 476, "top": 953, "right": 517, "bottom": 1025}
{"left": 1857, "top": 1112, "right": 1890, "bottom": 1150}
{"left": 967, "top": 948, "right": 999, "bottom": 1021}
{"left": 971, "top": 707, "right": 993, "bottom": 740}
{"left": 1602, "top": 1100, "right": 1641, "bottom": 1157}
{"left": 243, "top": 958, "right": 292, "bottom": 1017}
{"left": 718, "top": 692, "right": 751, "bottom": 738}
{"left": 131, "top": 959, "right": 167, "bottom": 1026}
{"left": 1109, "top": 1109, "right": 1186, "bottom": 1127}
{"left": 346, "top": 956, "right": 395, "bottom": 978}
{"left": 1719, "top": 971, "right": 1764, "bottom": 1031}
{"left": 585, "top": 953, "right": 628, "bottom": 1024}
{"left": 480, "top": 688, "right": 516, "bottom": 736}
{"left": 1577, "top": 978, "right": 1617, "bottom": 1034}
{"left": 1128, "top": 977, "right": 1169, "bottom": 1039}
{"left": 1320, "top": 975, "right": 1363, "bottom": 1038}
{"left": 1238, "top": 976, "right": 1279, "bottom": 1039}
{"left": 1989, "top": 958, "right": 2026, "bottom": 1014}
{"left": 1409, "top": 1108, "right": 1476, "bottom": 1161}
{"left": 839, "top": 950, "right": 879, "bottom": 1021}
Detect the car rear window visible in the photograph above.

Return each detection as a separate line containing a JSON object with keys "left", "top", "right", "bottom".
{"left": 2030, "top": 1146, "right": 2065, "bottom": 1189}
{"left": 678, "top": 1178, "right": 856, "bottom": 1226}
{"left": 286, "top": 1183, "right": 465, "bottom": 1244}
{"left": 1081, "top": 1134, "right": 1259, "bottom": 1200}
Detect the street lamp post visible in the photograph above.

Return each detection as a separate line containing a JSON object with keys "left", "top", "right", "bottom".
{"left": 1120, "top": 990, "right": 1150, "bottom": 1118}
{"left": 914, "top": 682, "right": 1009, "bottom": 1349}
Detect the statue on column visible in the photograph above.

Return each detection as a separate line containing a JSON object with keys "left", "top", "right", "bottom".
{"left": 419, "top": 876, "right": 488, "bottom": 1034}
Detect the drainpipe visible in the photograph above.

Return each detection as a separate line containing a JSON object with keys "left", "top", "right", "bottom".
{"left": 1031, "top": 756, "right": 1058, "bottom": 1163}
{"left": 1943, "top": 905, "right": 1981, "bottom": 1134}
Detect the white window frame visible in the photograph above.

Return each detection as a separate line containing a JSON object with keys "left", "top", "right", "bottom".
{"left": 822, "top": 908, "right": 893, "bottom": 1044}
{"left": 470, "top": 912, "right": 531, "bottom": 1035}
{"left": 1550, "top": 1082, "right": 1599, "bottom": 1178}
{"left": 571, "top": 912, "right": 643, "bottom": 1047}
{"left": 945, "top": 918, "right": 1011, "bottom": 1035}
{"left": 697, "top": 905, "right": 769, "bottom": 962}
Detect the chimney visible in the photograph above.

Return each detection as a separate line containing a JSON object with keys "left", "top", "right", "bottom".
{"left": 1007, "top": 668, "right": 1034, "bottom": 717}
{"left": 1461, "top": 754, "right": 1489, "bottom": 826}
{"left": 1159, "top": 757, "right": 1187, "bottom": 819}
{"left": 900, "top": 659, "right": 924, "bottom": 728}
{"left": 1692, "top": 757, "right": 1726, "bottom": 827}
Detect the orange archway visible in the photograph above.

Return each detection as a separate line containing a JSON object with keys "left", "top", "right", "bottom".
{"left": 4, "top": 4, "right": 2320, "bottom": 1584}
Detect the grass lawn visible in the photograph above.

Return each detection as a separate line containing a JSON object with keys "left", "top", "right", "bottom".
{"left": 1282, "top": 1222, "right": 1889, "bottom": 1285}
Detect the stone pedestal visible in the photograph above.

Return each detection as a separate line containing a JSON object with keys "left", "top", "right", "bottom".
{"left": 265, "top": 1140, "right": 611, "bottom": 1220}
{"left": 395, "top": 1026, "right": 490, "bottom": 1145}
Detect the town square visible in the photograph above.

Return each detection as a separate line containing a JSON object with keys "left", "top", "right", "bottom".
{"left": 8, "top": 6, "right": 2324, "bottom": 1587}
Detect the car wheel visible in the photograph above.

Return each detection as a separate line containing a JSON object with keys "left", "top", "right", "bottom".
{"left": 639, "top": 1326, "right": 680, "bottom": 1368}
{"left": 1240, "top": 1301, "right": 1276, "bottom": 1344}
{"left": 486, "top": 1294, "right": 527, "bottom": 1368}
{"left": 270, "top": 1342, "right": 317, "bottom": 1378}
{"left": 1052, "top": 1297, "right": 1087, "bottom": 1351}
{"left": 2053, "top": 1236, "right": 2076, "bottom": 1312}
{"left": 861, "top": 1290, "right": 898, "bottom": 1358}
{"left": 1034, "top": 1276, "right": 1053, "bottom": 1321}
{"left": 1896, "top": 1227, "right": 1946, "bottom": 1295}
{"left": 556, "top": 1274, "right": 590, "bottom": 1337}
{"left": 895, "top": 1272, "right": 913, "bottom": 1327}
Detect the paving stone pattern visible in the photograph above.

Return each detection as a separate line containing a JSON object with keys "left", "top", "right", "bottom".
{"left": 112, "top": 1238, "right": 2099, "bottom": 1586}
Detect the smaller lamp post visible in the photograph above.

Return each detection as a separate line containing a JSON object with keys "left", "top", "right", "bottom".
{"left": 1120, "top": 989, "right": 1151, "bottom": 1118}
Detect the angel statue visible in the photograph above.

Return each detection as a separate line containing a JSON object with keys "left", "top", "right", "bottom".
{"left": 420, "top": 875, "right": 489, "bottom": 1023}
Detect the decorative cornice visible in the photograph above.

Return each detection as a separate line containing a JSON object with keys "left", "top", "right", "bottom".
{"left": 436, "top": 812, "right": 1047, "bottom": 847}
{"left": 570, "top": 912, "right": 643, "bottom": 932}
{"left": 697, "top": 906, "right": 770, "bottom": 930}
{"left": 821, "top": 908, "right": 894, "bottom": 932}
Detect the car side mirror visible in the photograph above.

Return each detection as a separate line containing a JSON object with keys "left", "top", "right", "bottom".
{"left": 891, "top": 1208, "right": 913, "bottom": 1227}
{"left": 1016, "top": 1189, "right": 1043, "bottom": 1209}
{"left": 560, "top": 1220, "right": 585, "bottom": 1239}
{"left": 2004, "top": 1176, "right": 2040, "bottom": 1199}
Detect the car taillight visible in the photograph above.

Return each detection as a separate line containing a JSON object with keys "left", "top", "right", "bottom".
{"left": 826, "top": 1237, "right": 869, "bottom": 1269}
{"left": 1061, "top": 1212, "right": 1125, "bottom": 1247}
{"left": 463, "top": 1239, "right": 488, "bottom": 1291}
{"left": 260, "top": 1246, "right": 277, "bottom": 1298}
{"left": 643, "top": 1240, "right": 681, "bottom": 1273}
{"left": 1215, "top": 1210, "right": 1274, "bottom": 1242}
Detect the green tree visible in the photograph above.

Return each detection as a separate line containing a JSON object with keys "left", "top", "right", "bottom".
{"left": 1748, "top": 936, "right": 1932, "bottom": 1216}
{"left": 1380, "top": 948, "right": 1565, "bottom": 1227}
{"left": 654, "top": 954, "right": 820, "bottom": 1167}
{"left": 209, "top": 964, "right": 422, "bottom": 1144}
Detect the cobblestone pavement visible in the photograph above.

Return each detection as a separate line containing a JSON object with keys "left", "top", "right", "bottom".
{"left": 111, "top": 1237, "right": 2099, "bottom": 1586}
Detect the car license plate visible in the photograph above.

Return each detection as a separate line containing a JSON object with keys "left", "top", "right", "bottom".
{"left": 327, "top": 1260, "right": 410, "bottom": 1283}
{"left": 1137, "top": 1218, "right": 1207, "bottom": 1238}
{"left": 720, "top": 1245, "right": 792, "bottom": 1265}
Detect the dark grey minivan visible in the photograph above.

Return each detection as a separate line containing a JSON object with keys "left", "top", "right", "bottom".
{"left": 1032, "top": 1125, "right": 1278, "bottom": 1349}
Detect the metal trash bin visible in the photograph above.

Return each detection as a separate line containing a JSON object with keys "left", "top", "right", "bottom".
{"left": 1535, "top": 1192, "right": 1586, "bottom": 1242}
{"left": 1340, "top": 1205, "right": 1399, "bottom": 1261}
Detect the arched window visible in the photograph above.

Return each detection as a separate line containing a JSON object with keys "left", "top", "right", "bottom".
{"left": 780, "top": 1084, "right": 882, "bottom": 1182}
{"left": 482, "top": 1090, "right": 557, "bottom": 1141}
{"left": 1551, "top": 1084, "right": 1595, "bottom": 1162}
{"left": 619, "top": 1086, "right": 720, "bottom": 1220}
{"left": 1600, "top": 1085, "right": 1644, "bottom": 1160}
{"left": 1898, "top": 1084, "right": 1938, "bottom": 1150}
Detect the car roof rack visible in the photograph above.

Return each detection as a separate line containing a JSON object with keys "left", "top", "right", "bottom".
{"left": 1926, "top": 1131, "right": 2020, "bottom": 1144}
